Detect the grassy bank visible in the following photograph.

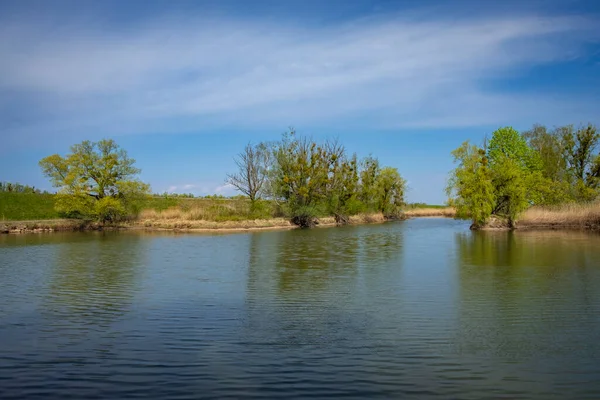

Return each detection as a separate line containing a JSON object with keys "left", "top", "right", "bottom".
{"left": 1, "top": 212, "right": 389, "bottom": 234}
{"left": 135, "top": 209, "right": 387, "bottom": 231}
{"left": 1, "top": 192, "right": 395, "bottom": 233}
{"left": 0, "top": 192, "right": 59, "bottom": 220}
{"left": 8, "top": 191, "right": 600, "bottom": 233}
{"left": 0, "top": 193, "right": 262, "bottom": 221}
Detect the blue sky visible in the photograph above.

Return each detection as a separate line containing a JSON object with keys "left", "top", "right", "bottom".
{"left": 1, "top": 0, "right": 599, "bottom": 204}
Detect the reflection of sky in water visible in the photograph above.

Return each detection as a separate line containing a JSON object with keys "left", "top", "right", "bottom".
{"left": 1, "top": 221, "right": 600, "bottom": 399}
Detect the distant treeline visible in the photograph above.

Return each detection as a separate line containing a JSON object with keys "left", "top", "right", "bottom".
{"left": 447, "top": 123, "right": 599, "bottom": 228}
{"left": 0, "top": 182, "right": 52, "bottom": 194}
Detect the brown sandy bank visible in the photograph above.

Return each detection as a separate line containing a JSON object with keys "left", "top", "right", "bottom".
{"left": 1, "top": 212, "right": 392, "bottom": 235}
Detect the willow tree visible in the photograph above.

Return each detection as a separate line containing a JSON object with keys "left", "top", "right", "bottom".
{"left": 560, "top": 123, "right": 600, "bottom": 201}
{"left": 375, "top": 167, "right": 406, "bottom": 216}
{"left": 486, "top": 127, "right": 541, "bottom": 224}
{"left": 271, "top": 131, "right": 331, "bottom": 227}
{"left": 326, "top": 151, "right": 360, "bottom": 224}
{"left": 446, "top": 141, "right": 495, "bottom": 228}
{"left": 358, "top": 156, "right": 380, "bottom": 211}
{"left": 39, "top": 139, "right": 150, "bottom": 222}
{"left": 523, "top": 124, "right": 567, "bottom": 182}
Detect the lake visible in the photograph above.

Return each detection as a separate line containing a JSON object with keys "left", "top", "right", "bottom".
{"left": 1, "top": 218, "right": 600, "bottom": 399}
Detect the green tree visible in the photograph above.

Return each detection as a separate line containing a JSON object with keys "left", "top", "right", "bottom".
{"left": 358, "top": 156, "right": 380, "bottom": 211}
{"left": 523, "top": 124, "right": 567, "bottom": 182}
{"left": 446, "top": 142, "right": 495, "bottom": 228}
{"left": 561, "top": 124, "right": 599, "bottom": 181}
{"left": 559, "top": 123, "right": 599, "bottom": 200}
{"left": 490, "top": 155, "right": 528, "bottom": 226}
{"left": 271, "top": 131, "right": 331, "bottom": 227}
{"left": 39, "top": 139, "right": 150, "bottom": 222}
{"left": 487, "top": 126, "right": 541, "bottom": 172}
{"left": 588, "top": 155, "right": 600, "bottom": 190}
{"left": 526, "top": 171, "right": 572, "bottom": 206}
{"left": 487, "top": 127, "right": 544, "bottom": 223}
{"left": 325, "top": 145, "right": 361, "bottom": 224}
{"left": 375, "top": 167, "right": 406, "bottom": 216}
{"left": 263, "top": 130, "right": 408, "bottom": 227}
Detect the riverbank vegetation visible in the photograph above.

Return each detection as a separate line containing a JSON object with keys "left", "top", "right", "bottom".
{"left": 11, "top": 123, "right": 599, "bottom": 233}
{"left": 0, "top": 192, "right": 60, "bottom": 220}
{"left": 226, "top": 130, "right": 407, "bottom": 227}
{"left": 518, "top": 202, "right": 600, "bottom": 230}
{"left": 2, "top": 131, "right": 409, "bottom": 230}
{"left": 403, "top": 206, "right": 456, "bottom": 217}
{"left": 447, "top": 123, "right": 600, "bottom": 229}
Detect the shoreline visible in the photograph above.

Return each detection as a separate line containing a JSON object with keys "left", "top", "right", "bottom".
{"left": 1, "top": 213, "right": 393, "bottom": 235}
{"left": 479, "top": 223, "right": 600, "bottom": 232}
{"left": 0, "top": 207, "right": 459, "bottom": 235}
{"left": 3, "top": 215, "right": 600, "bottom": 235}
{"left": 475, "top": 205, "right": 600, "bottom": 232}
{"left": 9, "top": 206, "right": 599, "bottom": 234}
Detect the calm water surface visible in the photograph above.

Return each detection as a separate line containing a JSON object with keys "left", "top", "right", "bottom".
{"left": 1, "top": 218, "right": 600, "bottom": 399}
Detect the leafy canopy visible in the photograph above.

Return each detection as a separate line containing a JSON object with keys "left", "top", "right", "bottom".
{"left": 448, "top": 123, "right": 600, "bottom": 228}
{"left": 39, "top": 139, "right": 149, "bottom": 222}
{"left": 446, "top": 141, "right": 495, "bottom": 227}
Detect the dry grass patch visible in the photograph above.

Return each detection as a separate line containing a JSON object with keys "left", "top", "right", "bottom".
{"left": 518, "top": 202, "right": 600, "bottom": 229}
{"left": 139, "top": 200, "right": 254, "bottom": 222}
{"left": 350, "top": 212, "right": 386, "bottom": 224}
{"left": 137, "top": 211, "right": 391, "bottom": 231}
{"left": 404, "top": 207, "right": 456, "bottom": 217}
{"left": 136, "top": 217, "right": 292, "bottom": 231}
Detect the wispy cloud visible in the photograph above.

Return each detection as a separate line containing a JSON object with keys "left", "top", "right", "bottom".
{"left": 0, "top": 9, "right": 598, "bottom": 143}
{"left": 215, "top": 183, "right": 235, "bottom": 194}
{"left": 164, "top": 182, "right": 235, "bottom": 196}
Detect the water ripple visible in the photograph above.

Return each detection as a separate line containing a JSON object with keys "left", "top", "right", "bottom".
{"left": 1, "top": 223, "right": 600, "bottom": 398}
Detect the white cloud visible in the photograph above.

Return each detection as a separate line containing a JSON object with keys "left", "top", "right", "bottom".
{"left": 0, "top": 11, "right": 598, "bottom": 143}
{"left": 215, "top": 183, "right": 235, "bottom": 194}
{"left": 163, "top": 183, "right": 236, "bottom": 196}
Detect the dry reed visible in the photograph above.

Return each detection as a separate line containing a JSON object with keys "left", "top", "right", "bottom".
{"left": 138, "top": 200, "right": 251, "bottom": 222}
{"left": 136, "top": 217, "right": 293, "bottom": 231}
{"left": 137, "top": 208, "right": 389, "bottom": 231}
{"left": 518, "top": 202, "right": 600, "bottom": 229}
{"left": 404, "top": 207, "right": 456, "bottom": 217}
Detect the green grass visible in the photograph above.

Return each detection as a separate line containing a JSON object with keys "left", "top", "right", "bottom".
{"left": 140, "top": 195, "right": 181, "bottom": 211}
{"left": 0, "top": 192, "right": 60, "bottom": 220}
{"left": 0, "top": 193, "right": 273, "bottom": 222}
{"left": 1, "top": 193, "right": 442, "bottom": 223}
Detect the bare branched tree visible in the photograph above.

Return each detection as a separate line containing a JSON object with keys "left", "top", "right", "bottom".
{"left": 226, "top": 142, "right": 271, "bottom": 203}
